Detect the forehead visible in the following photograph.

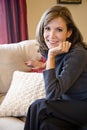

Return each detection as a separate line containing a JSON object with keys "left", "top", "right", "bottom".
{"left": 46, "top": 17, "right": 67, "bottom": 27}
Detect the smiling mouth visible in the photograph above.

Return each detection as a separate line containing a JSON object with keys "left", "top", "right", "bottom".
{"left": 49, "top": 40, "right": 58, "bottom": 43}
{"left": 48, "top": 40, "right": 59, "bottom": 45}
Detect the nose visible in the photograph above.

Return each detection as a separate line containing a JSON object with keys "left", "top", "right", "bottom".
{"left": 49, "top": 30, "right": 56, "bottom": 39}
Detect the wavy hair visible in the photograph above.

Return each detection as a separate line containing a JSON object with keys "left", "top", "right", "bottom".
{"left": 36, "top": 5, "right": 86, "bottom": 56}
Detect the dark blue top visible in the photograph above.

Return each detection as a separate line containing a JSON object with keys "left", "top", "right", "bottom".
{"left": 43, "top": 45, "right": 87, "bottom": 100}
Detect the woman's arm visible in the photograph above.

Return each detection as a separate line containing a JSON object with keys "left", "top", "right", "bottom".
{"left": 46, "top": 41, "right": 71, "bottom": 70}
{"left": 43, "top": 48, "right": 86, "bottom": 100}
{"left": 26, "top": 60, "right": 46, "bottom": 70}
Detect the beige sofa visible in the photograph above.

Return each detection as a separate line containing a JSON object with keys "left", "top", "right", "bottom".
{"left": 0, "top": 40, "right": 86, "bottom": 130}
{"left": 0, "top": 40, "right": 45, "bottom": 130}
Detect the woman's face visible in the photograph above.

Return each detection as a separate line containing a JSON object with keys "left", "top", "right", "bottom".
{"left": 43, "top": 17, "right": 72, "bottom": 49}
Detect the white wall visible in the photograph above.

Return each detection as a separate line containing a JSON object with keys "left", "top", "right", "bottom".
{"left": 26, "top": 0, "right": 87, "bottom": 43}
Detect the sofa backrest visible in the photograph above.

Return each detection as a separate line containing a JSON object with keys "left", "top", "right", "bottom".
{"left": 0, "top": 40, "right": 41, "bottom": 95}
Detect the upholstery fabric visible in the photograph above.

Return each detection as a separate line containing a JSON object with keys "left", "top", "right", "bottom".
{"left": 0, "top": 40, "right": 41, "bottom": 94}
{"left": 0, "top": 117, "right": 24, "bottom": 130}
{"left": 0, "top": 71, "right": 45, "bottom": 117}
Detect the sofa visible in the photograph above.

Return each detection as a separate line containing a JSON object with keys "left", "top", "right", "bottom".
{"left": 0, "top": 40, "right": 87, "bottom": 130}
{"left": 0, "top": 40, "right": 46, "bottom": 130}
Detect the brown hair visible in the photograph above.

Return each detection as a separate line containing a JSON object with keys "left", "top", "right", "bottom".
{"left": 36, "top": 5, "right": 86, "bottom": 56}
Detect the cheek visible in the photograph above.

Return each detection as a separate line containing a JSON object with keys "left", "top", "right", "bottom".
{"left": 43, "top": 32, "right": 47, "bottom": 39}
{"left": 43, "top": 33, "right": 45, "bottom": 39}
{"left": 59, "top": 33, "right": 68, "bottom": 41}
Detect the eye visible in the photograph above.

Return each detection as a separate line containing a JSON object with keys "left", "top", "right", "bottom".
{"left": 44, "top": 26, "right": 50, "bottom": 31}
{"left": 57, "top": 28, "right": 63, "bottom": 32}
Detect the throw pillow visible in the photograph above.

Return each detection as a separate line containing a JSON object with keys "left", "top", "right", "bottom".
{"left": 0, "top": 71, "right": 46, "bottom": 117}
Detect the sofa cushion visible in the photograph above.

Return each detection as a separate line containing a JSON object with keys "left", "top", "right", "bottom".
{"left": 0, "top": 117, "right": 24, "bottom": 130}
{"left": 0, "top": 71, "right": 46, "bottom": 117}
{"left": 0, "top": 40, "right": 41, "bottom": 95}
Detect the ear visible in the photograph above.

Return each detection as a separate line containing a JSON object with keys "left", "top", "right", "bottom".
{"left": 67, "top": 30, "right": 72, "bottom": 38}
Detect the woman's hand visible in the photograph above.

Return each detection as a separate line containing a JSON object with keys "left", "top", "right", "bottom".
{"left": 25, "top": 60, "right": 46, "bottom": 70}
{"left": 48, "top": 41, "right": 71, "bottom": 58}
{"left": 46, "top": 41, "right": 71, "bottom": 70}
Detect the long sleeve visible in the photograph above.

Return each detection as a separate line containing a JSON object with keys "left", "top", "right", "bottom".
{"left": 43, "top": 46, "right": 87, "bottom": 100}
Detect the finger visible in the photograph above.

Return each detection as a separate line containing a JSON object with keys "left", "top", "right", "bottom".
{"left": 62, "top": 41, "right": 67, "bottom": 52}
{"left": 62, "top": 41, "right": 71, "bottom": 53}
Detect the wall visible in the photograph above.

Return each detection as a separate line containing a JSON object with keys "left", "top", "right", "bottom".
{"left": 26, "top": 0, "right": 87, "bottom": 43}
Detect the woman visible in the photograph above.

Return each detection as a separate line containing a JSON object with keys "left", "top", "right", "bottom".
{"left": 24, "top": 5, "right": 87, "bottom": 130}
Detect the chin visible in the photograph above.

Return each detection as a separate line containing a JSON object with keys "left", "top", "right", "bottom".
{"left": 49, "top": 45, "right": 57, "bottom": 49}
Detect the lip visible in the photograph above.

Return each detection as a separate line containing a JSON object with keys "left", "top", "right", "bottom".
{"left": 48, "top": 40, "right": 59, "bottom": 45}
{"left": 47, "top": 41, "right": 59, "bottom": 48}
{"left": 49, "top": 41, "right": 55, "bottom": 44}
{"left": 48, "top": 40, "right": 58, "bottom": 44}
